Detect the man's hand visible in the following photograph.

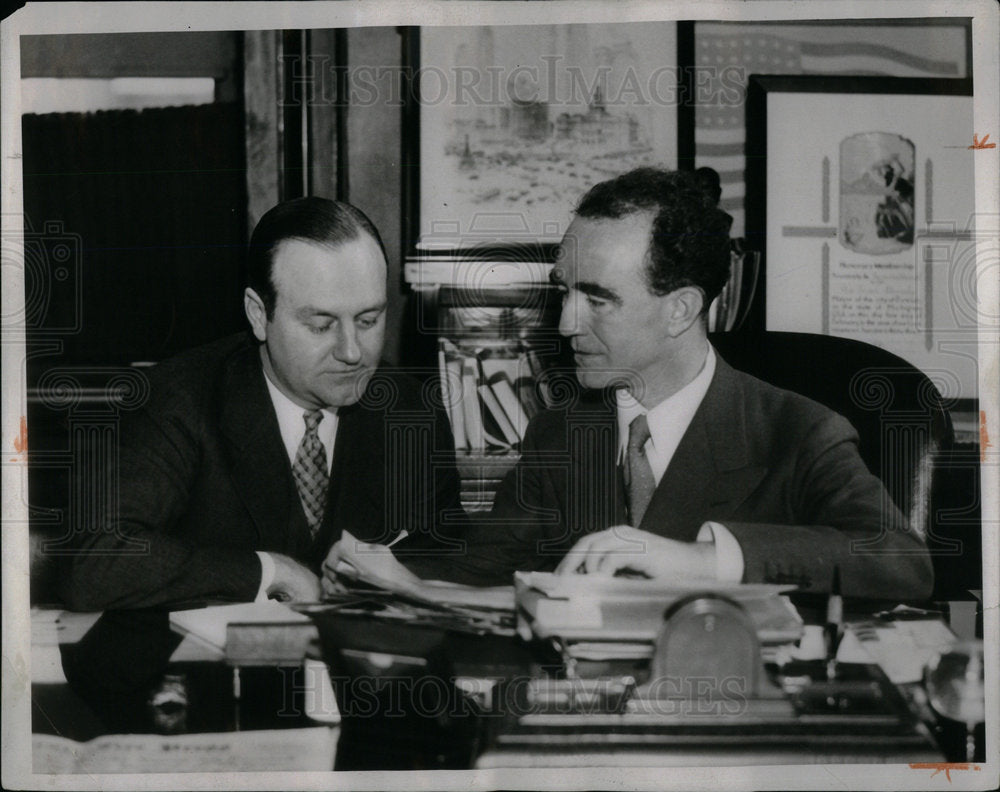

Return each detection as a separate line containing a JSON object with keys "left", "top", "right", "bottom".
{"left": 554, "top": 525, "right": 717, "bottom": 581}
{"left": 321, "top": 531, "right": 422, "bottom": 598}
{"left": 267, "top": 553, "right": 321, "bottom": 602}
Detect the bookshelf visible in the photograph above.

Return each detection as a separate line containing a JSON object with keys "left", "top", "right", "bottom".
{"left": 405, "top": 252, "right": 565, "bottom": 513}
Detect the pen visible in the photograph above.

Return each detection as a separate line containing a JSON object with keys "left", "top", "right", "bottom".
{"left": 824, "top": 566, "right": 843, "bottom": 680}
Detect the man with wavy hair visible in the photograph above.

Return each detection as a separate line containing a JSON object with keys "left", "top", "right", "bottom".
{"left": 360, "top": 168, "right": 932, "bottom": 600}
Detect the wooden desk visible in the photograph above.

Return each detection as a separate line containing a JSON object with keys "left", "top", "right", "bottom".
{"left": 30, "top": 608, "right": 337, "bottom": 772}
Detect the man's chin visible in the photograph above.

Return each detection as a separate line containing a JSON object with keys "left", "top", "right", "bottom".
{"left": 318, "top": 370, "right": 375, "bottom": 408}
{"left": 574, "top": 368, "right": 613, "bottom": 391}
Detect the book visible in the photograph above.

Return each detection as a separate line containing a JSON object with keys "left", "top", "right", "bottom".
{"left": 523, "top": 346, "right": 555, "bottom": 408}
{"left": 478, "top": 353, "right": 520, "bottom": 382}
{"left": 488, "top": 372, "right": 530, "bottom": 439}
{"left": 444, "top": 355, "right": 468, "bottom": 450}
{"left": 514, "top": 572, "right": 803, "bottom": 644}
{"left": 439, "top": 341, "right": 467, "bottom": 451}
{"left": 460, "top": 357, "right": 484, "bottom": 451}
{"left": 478, "top": 382, "right": 520, "bottom": 446}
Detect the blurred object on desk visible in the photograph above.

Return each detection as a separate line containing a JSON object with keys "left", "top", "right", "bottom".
{"left": 925, "top": 639, "right": 985, "bottom": 762}
{"left": 838, "top": 615, "right": 956, "bottom": 684}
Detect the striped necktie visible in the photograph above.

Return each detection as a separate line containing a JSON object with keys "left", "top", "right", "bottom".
{"left": 292, "top": 410, "right": 328, "bottom": 538}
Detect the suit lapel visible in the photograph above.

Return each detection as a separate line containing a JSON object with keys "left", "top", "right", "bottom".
{"left": 319, "top": 403, "right": 360, "bottom": 548}
{"left": 565, "top": 397, "right": 626, "bottom": 534}
{"left": 314, "top": 393, "right": 387, "bottom": 553}
{"left": 639, "top": 357, "right": 767, "bottom": 540}
{"left": 220, "top": 340, "right": 310, "bottom": 553}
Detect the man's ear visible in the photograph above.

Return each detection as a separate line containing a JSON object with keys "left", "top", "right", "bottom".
{"left": 662, "top": 286, "right": 705, "bottom": 337}
{"left": 244, "top": 288, "right": 268, "bottom": 342}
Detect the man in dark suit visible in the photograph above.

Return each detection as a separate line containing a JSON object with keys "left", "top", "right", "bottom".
{"left": 60, "top": 197, "right": 463, "bottom": 611}
{"left": 362, "top": 168, "right": 932, "bottom": 601}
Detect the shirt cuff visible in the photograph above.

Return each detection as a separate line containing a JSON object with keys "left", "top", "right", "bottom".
{"left": 696, "top": 522, "right": 745, "bottom": 582}
{"left": 255, "top": 551, "right": 276, "bottom": 602}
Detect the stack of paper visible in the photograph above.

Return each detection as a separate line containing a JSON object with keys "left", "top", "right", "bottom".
{"left": 515, "top": 572, "right": 803, "bottom": 644}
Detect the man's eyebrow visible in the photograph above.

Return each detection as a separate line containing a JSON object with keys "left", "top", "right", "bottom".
{"left": 294, "top": 302, "right": 387, "bottom": 320}
{"left": 295, "top": 307, "right": 334, "bottom": 320}
{"left": 575, "top": 281, "right": 622, "bottom": 305}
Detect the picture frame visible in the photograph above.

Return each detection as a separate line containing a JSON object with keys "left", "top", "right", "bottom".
{"left": 745, "top": 75, "right": 978, "bottom": 404}
{"left": 678, "top": 19, "right": 972, "bottom": 239}
{"left": 402, "top": 22, "right": 680, "bottom": 282}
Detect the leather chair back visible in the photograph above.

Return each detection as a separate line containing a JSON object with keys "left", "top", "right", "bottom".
{"left": 710, "top": 331, "right": 954, "bottom": 541}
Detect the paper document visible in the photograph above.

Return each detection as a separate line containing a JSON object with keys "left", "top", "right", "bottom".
{"left": 334, "top": 530, "right": 515, "bottom": 612}
{"left": 169, "top": 601, "right": 311, "bottom": 653}
{"left": 33, "top": 727, "right": 338, "bottom": 773}
{"left": 839, "top": 618, "right": 956, "bottom": 684}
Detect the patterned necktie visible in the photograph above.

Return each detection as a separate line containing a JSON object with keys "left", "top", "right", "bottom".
{"left": 623, "top": 413, "right": 655, "bottom": 527}
{"left": 292, "top": 410, "right": 328, "bottom": 538}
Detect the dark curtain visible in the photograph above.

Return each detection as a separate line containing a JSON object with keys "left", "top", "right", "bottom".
{"left": 21, "top": 103, "right": 248, "bottom": 373}
{"left": 22, "top": 103, "right": 248, "bottom": 604}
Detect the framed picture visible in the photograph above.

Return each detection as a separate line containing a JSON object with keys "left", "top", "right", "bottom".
{"left": 745, "top": 75, "right": 978, "bottom": 403}
{"left": 678, "top": 20, "right": 971, "bottom": 238}
{"left": 403, "top": 22, "right": 679, "bottom": 274}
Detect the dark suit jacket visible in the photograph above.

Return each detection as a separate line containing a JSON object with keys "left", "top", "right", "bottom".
{"left": 405, "top": 355, "right": 933, "bottom": 600}
{"left": 59, "top": 333, "right": 464, "bottom": 611}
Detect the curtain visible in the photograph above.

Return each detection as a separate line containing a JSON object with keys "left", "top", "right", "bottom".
{"left": 21, "top": 102, "right": 248, "bottom": 372}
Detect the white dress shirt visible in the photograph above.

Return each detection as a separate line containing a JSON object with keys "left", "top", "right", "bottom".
{"left": 263, "top": 375, "right": 339, "bottom": 473}
{"left": 615, "top": 345, "right": 744, "bottom": 581}
{"left": 255, "top": 373, "right": 340, "bottom": 599}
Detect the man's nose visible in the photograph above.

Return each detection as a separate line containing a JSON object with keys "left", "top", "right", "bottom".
{"left": 558, "top": 292, "right": 584, "bottom": 338}
{"left": 331, "top": 325, "right": 362, "bottom": 365}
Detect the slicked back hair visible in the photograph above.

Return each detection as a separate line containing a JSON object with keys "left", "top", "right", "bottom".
{"left": 574, "top": 168, "right": 733, "bottom": 314}
{"left": 247, "top": 196, "right": 388, "bottom": 319}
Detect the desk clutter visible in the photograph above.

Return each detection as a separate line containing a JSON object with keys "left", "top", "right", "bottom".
{"left": 32, "top": 576, "right": 977, "bottom": 771}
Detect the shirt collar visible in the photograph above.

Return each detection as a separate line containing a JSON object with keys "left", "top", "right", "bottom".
{"left": 262, "top": 370, "right": 338, "bottom": 465}
{"left": 616, "top": 344, "right": 716, "bottom": 463}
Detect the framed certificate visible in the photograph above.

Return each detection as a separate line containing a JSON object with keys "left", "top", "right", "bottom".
{"left": 746, "top": 75, "right": 978, "bottom": 402}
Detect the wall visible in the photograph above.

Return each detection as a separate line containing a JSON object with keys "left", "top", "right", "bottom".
{"left": 346, "top": 27, "right": 405, "bottom": 366}
{"left": 21, "top": 32, "right": 241, "bottom": 101}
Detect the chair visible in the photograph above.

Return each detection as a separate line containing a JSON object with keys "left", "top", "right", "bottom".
{"left": 709, "top": 331, "right": 977, "bottom": 601}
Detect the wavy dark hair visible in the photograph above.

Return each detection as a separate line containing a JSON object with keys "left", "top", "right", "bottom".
{"left": 574, "top": 168, "right": 733, "bottom": 313}
{"left": 247, "top": 196, "right": 387, "bottom": 319}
